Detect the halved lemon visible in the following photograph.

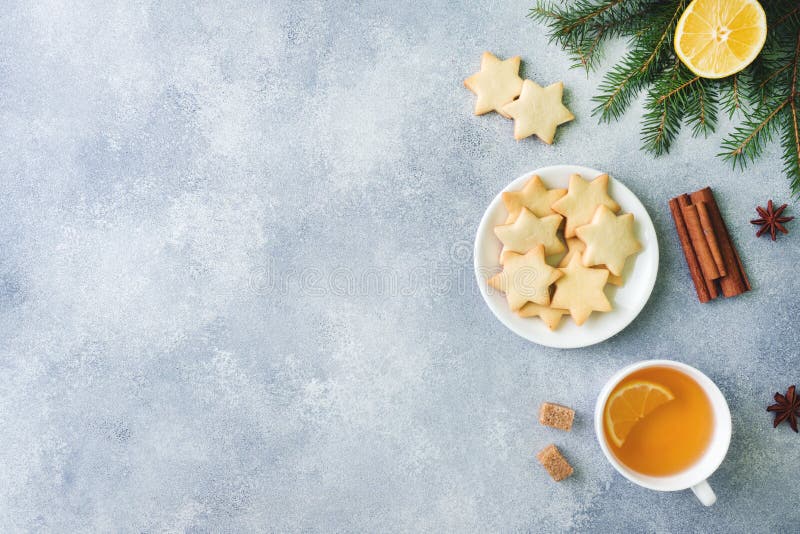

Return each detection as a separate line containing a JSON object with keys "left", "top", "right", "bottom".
{"left": 674, "top": 0, "right": 767, "bottom": 79}
{"left": 604, "top": 381, "right": 675, "bottom": 447}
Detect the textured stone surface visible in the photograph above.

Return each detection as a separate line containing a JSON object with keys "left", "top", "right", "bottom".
{"left": 1, "top": 1, "right": 797, "bottom": 531}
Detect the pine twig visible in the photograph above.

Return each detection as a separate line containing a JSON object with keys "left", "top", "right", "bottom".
{"left": 719, "top": 99, "right": 788, "bottom": 168}
{"left": 641, "top": 64, "right": 709, "bottom": 155}
{"left": 592, "top": 1, "right": 687, "bottom": 122}
{"left": 531, "top": 0, "right": 800, "bottom": 195}
{"left": 782, "top": 29, "right": 800, "bottom": 193}
{"left": 719, "top": 74, "right": 745, "bottom": 118}
{"left": 530, "top": 0, "right": 657, "bottom": 72}
{"left": 561, "top": 0, "right": 626, "bottom": 35}
{"left": 776, "top": 5, "right": 800, "bottom": 28}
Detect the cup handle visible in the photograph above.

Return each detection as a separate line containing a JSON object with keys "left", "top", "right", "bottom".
{"left": 691, "top": 479, "right": 717, "bottom": 506}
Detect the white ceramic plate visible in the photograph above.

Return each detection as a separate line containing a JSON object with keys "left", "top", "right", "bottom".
{"left": 474, "top": 165, "right": 659, "bottom": 349}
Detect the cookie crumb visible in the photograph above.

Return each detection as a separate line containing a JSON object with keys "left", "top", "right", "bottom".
{"left": 539, "top": 402, "right": 575, "bottom": 431}
{"left": 536, "top": 444, "right": 573, "bottom": 481}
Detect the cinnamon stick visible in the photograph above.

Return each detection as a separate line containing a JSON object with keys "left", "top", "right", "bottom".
{"left": 689, "top": 188, "right": 750, "bottom": 297}
{"left": 676, "top": 194, "right": 719, "bottom": 300}
{"left": 695, "top": 201, "right": 726, "bottom": 277}
{"left": 669, "top": 187, "right": 749, "bottom": 303}
{"left": 669, "top": 196, "right": 711, "bottom": 303}
{"left": 681, "top": 202, "right": 721, "bottom": 281}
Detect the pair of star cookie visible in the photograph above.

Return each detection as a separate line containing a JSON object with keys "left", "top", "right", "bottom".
{"left": 464, "top": 52, "right": 574, "bottom": 144}
{"left": 489, "top": 173, "right": 642, "bottom": 329}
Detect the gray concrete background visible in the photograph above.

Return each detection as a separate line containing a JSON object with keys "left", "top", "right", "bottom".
{"left": 1, "top": 1, "right": 797, "bottom": 532}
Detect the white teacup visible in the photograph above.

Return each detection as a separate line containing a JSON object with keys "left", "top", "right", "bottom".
{"left": 594, "top": 360, "right": 732, "bottom": 506}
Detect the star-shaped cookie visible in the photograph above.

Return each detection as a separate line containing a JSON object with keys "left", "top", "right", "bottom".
{"left": 518, "top": 302, "right": 567, "bottom": 331}
{"left": 464, "top": 52, "right": 524, "bottom": 117}
{"left": 488, "top": 246, "right": 562, "bottom": 311}
{"left": 559, "top": 237, "right": 623, "bottom": 286}
{"left": 551, "top": 173, "right": 620, "bottom": 238}
{"left": 502, "top": 175, "right": 567, "bottom": 223}
{"left": 501, "top": 80, "right": 574, "bottom": 143}
{"left": 494, "top": 207, "right": 565, "bottom": 257}
{"left": 575, "top": 205, "right": 642, "bottom": 276}
{"left": 551, "top": 253, "right": 612, "bottom": 326}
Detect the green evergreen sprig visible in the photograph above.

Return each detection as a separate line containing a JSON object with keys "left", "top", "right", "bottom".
{"left": 530, "top": 0, "right": 800, "bottom": 195}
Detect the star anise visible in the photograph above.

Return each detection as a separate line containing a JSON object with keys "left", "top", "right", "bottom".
{"left": 750, "top": 200, "right": 794, "bottom": 241}
{"left": 767, "top": 385, "right": 800, "bottom": 432}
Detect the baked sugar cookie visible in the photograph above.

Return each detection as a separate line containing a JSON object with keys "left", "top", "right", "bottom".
{"left": 501, "top": 80, "right": 574, "bottom": 143}
{"left": 494, "top": 207, "right": 565, "bottom": 257}
{"left": 488, "top": 246, "right": 562, "bottom": 311}
{"left": 551, "top": 173, "right": 620, "bottom": 238}
{"left": 464, "top": 52, "right": 524, "bottom": 117}
{"left": 559, "top": 237, "right": 623, "bottom": 286}
{"left": 575, "top": 205, "right": 642, "bottom": 276}
{"left": 502, "top": 175, "right": 567, "bottom": 223}
{"left": 551, "top": 254, "right": 612, "bottom": 326}
{"left": 518, "top": 302, "right": 567, "bottom": 331}
{"left": 499, "top": 249, "right": 518, "bottom": 265}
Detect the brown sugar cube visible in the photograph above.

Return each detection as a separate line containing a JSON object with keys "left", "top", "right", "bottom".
{"left": 538, "top": 402, "right": 575, "bottom": 431}
{"left": 536, "top": 444, "right": 573, "bottom": 481}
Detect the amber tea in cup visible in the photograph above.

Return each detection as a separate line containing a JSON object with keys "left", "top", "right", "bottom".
{"left": 602, "top": 365, "right": 714, "bottom": 477}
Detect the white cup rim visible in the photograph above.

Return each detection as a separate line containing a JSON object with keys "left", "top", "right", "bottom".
{"left": 594, "top": 359, "right": 732, "bottom": 492}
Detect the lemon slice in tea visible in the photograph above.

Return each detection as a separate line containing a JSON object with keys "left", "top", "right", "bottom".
{"left": 605, "top": 381, "right": 675, "bottom": 447}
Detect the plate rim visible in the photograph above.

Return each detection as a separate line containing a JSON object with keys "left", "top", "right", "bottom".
{"left": 473, "top": 164, "right": 660, "bottom": 349}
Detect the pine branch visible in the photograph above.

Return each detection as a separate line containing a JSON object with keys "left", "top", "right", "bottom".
{"left": 685, "top": 78, "right": 718, "bottom": 138}
{"left": 531, "top": 0, "right": 800, "bottom": 194}
{"left": 748, "top": 0, "right": 800, "bottom": 101}
{"left": 640, "top": 63, "right": 716, "bottom": 155}
{"left": 591, "top": 47, "right": 654, "bottom": 122}
{"left": 782, "top": 30, "right": 800, "bottom": 193}
{"left": 578, "top": 28, "right": 607, "bottom": 70}
{"left": 719, "top": 74, "right": 745, "bottom": 118}
{"left": 719, "top": 19, "right": 800, "bottom": 191}
{"left": 775, "top": 4, "right": 800, "bottom": 29}
{"left": 781, "top": 115, "right": 800, "bottom": 195}
{"left": 757, "top": 63, "right": 791, "bottom": 98}
{"left": 561, "top": 0, "right": 626, "bottom": 34}
{"left": 530, "top": 0, "right": 657, "bottom": 72}
{"left": 592, "top": 1, "right": 687, "bottom": 122}
{"left": 641, "top": 66, "right": 694, "bottom": 155}
{"left": 719, "top": 98, "right": 788, "bottom": 169}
